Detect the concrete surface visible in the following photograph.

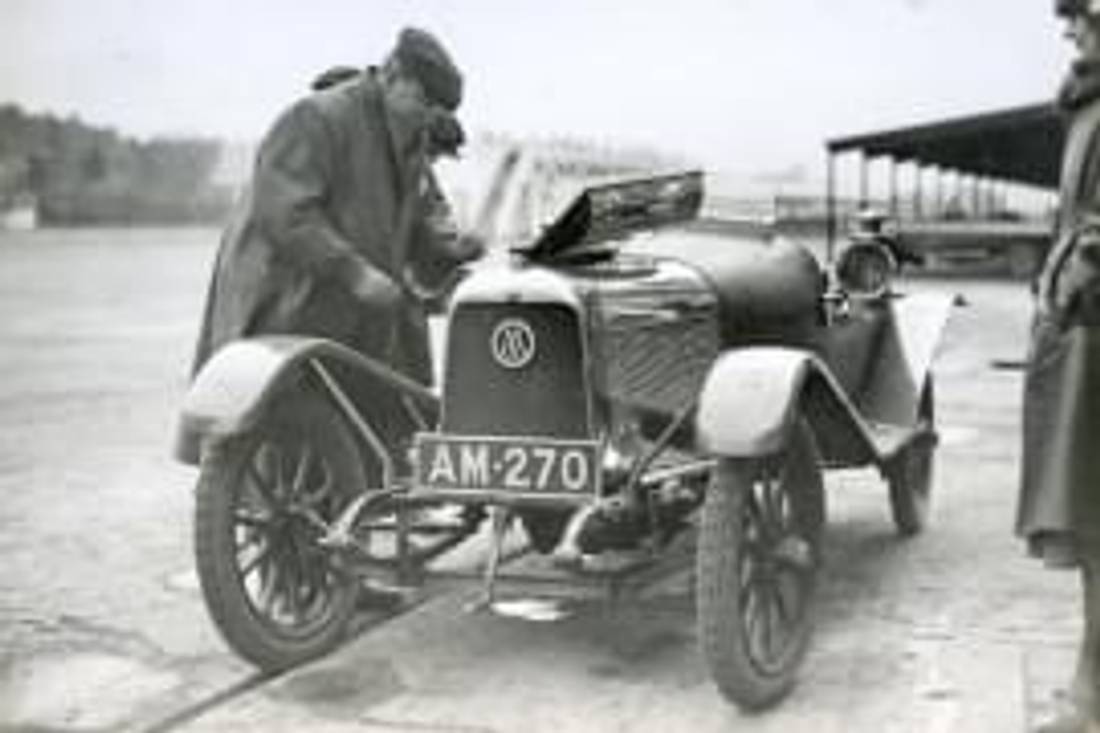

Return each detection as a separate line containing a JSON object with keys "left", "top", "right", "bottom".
{"left": 0, "top": 229, "right": 1082, "bottom": 732}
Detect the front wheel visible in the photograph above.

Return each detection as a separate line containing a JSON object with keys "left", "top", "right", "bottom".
{"left": 697, "top": 424, "right": 824, "bottom": 710}
{"left": 194, "top": 390, "right": 365, "bottom": 672}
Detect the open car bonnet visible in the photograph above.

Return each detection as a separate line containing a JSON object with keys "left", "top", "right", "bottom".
{"left": 512, "top": 170, "right": 705, "bottom": 263}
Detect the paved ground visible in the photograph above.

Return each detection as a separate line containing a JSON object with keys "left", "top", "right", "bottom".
{"left": 0, "top": 229, "right": 1083, "bottom": 732}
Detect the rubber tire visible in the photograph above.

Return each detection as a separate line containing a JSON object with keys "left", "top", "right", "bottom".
{"left": 194, "top": 392, "right": 363, "bottom": 672}
{"left": 697, "top": 424, "right": 824, "bottom": 711}
{"left": 887, "top": 376, "right": 936, "bottom": 537}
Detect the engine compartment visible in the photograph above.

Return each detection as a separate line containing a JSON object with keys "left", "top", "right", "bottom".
{"left": 633, "top": 227, "right": 825, "bottom": 348}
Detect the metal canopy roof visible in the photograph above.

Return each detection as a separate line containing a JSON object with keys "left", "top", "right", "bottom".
{"left": 827, "top": 103, "right": 1064, "bottom": 190}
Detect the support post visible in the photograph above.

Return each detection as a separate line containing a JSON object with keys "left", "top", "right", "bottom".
{"left": 889, "top": 158, "right": 898, "bottom": 218}
{"left": 859, "top": 153, "right": 869, "bottom": 208}
{"left": 826, "top": 150, "right": 837, "bottom": 264}
{"left": 936, "top": 167, "right": 944, "bottom": 219}
{"left": 913, "top": 166, "right": 923, "bottom": 220}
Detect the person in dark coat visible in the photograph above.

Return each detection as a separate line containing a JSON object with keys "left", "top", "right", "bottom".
{"left": 849, "top": 207, "right": 925, "bottom": 268}
{"left": 179, "top": 28, "right": 482, "bottom": 463}
{"left": 310, "top": 63, "right": 466, "bottom": 159}
{"left": 1020, "top": 3, "right": 1100, "bottom": 730}
{"left": 307, "top": 62, "right": 469, "bottom": 297}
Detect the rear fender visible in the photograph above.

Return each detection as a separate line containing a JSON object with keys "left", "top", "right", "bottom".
{"left": 695, "top": 347, "right": 874, "bottom": 464}
{"left": 174, "top": 336, "right": 438, "bottom": 465}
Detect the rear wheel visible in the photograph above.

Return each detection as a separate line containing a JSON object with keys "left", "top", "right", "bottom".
{"left": 887, "top": 376, "right": 936, "bottom": 536}
{"left": 697, "top": 424, "right": 824, "bottom": 710}
{"left": 194, "top": 391, "right": 364, "bottom": 672}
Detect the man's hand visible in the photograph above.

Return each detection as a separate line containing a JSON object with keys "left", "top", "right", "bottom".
{"left": 346, "top": 263, "right": 403, "bottom": 310}
{"left": 1079, "top": 227, "right": 1100, "bottom": 267}
{"left": 452, "top": 232, "right": 486, "bottom": 263}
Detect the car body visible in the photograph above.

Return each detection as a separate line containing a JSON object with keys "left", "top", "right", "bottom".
{"left": 177, "top": 170, "right": 953, "bottom": 709}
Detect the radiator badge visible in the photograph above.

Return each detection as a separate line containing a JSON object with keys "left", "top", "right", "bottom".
{"left": 490, "top": 318, "right": 536, "bottom": 369}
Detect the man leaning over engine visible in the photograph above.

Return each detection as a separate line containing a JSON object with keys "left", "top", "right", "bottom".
{"left": 177, "top": 27, "right": 483, "bottom": 463}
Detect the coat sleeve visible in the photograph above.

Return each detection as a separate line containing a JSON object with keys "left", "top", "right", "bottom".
{"left": 250, "top": 101, "right": 380, "bottom": 285}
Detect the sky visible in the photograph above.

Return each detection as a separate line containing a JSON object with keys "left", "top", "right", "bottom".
{"left": 0, "top": 0, "right": 1075, "bottom": 188}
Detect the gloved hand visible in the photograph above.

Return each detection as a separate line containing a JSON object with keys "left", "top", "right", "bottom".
{"left": 346, "top": 263, "right": 403, "bottom": 311}
{"left": 1051, "top": 227, "right": 1100, "bottom": 325}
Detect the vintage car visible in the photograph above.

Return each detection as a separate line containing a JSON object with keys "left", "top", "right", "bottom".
{"left": 177, "top": 171, "right": 952, "bottom": 710}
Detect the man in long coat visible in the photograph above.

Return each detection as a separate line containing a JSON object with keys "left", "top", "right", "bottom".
{"left": 1020, "top": 3, "right": 1100, "bottom": 730}
{"left": 177, "top": 28, "right": 482, "bottom": 464}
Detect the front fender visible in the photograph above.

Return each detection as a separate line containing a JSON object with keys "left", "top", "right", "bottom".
{"left": 859, "top": 291, "right": 954, "bottom": 425}
{"left": 695, "top": 347, "right": 872, "bottom": 461}
{"left": 173, "top": 336, "right": 437, "bottom": 465}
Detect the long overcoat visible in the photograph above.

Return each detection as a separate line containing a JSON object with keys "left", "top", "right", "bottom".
{"left": 191, "top": 71, "right": 447, "bottom": 384}
{"left": 177, "top": 73, "right": 458, "bottom": 463}
{"left": 1018, "top": 92, "right": 1100, "bottom": 557}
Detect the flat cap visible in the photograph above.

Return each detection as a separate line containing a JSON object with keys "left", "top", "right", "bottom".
{"left": 393, "top": 27, "right": 463, "bottom": 111}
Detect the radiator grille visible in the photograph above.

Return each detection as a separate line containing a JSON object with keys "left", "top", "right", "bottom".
{"left": 441, "top": 303, "right": 590, "bottom": 437}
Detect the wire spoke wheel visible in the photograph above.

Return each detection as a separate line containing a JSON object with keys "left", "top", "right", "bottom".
{"left": 697, "top": 422, "right": 824, "bottom": 710}
{"left": 232, "top": 439, "right": 341, "bottom": 634}
{"left": 737, "top": 472, "right": 809, "bottom": 675}
{"left": 195, "top": 390, "right": 365, "bottom": 671}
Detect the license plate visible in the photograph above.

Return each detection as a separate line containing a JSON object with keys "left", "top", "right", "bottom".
{"left": 413, "top": 434, "right": 600, "bottom": 495}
